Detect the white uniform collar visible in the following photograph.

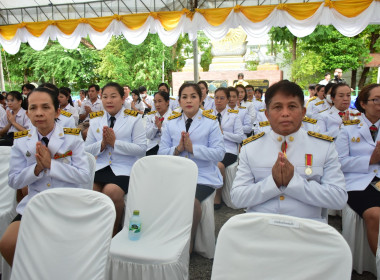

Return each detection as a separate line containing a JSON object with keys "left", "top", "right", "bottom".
{"left": 215, "top": 107, "right": 227, "bottom": 117}
{"left": 362, "top": 114, "right": 380, "bottom": 129}
{"left": 37, "top": 125, "right": 55, "bottom": 141}
{"left": 183, "top": 109, "right": 202, "bottom": 122}
{"left": 270, "top": 128, "right": 303, "bottom": 146}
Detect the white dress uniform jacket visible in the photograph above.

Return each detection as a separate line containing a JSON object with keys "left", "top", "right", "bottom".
{"left": 85, "top": 109, "right": 146, "bottom": 176}
{"left": 317, "top": 106, "right": 361, "bottom": 139}
{"left": 8, "top": 125, "right": 90, "bottom": 215}
{"left": 158, "top": 109, "right": 225, "bottom": 188}
{"left": 203, "top": 95, "right": 215, "bottom": 111}
{"left": 335, "top": 115, "right": 380, "bottom": 192}
{"left": 169, "top": 97, "right": 180, "bottom": 111}
{"left": 252, "top": 99, "right": 266, "bottom": 112}
{"left": 240, "top": 100, "right": 256, "bottom": 124}
{"left": 211, "top": 108, "right": 245, "bottom": 155}
{"left": 231, "top": 129, "right": 347, "bottom": 221}
{"left": 79, "top": 98, "right": 103, "bottom": 122}
{"left": 7, "top": 108, "right": 31, "bottom": 133}
{"left": 62, "top": 104, "right": 79, "bottom": 125}
{"left": 146, "top": 109, "right": 172, "bottom": 151}
{"left": 306, "top": 97, "right": 330, "bottom": 119}
{"left": 0, "top": 105, "right": 7, "bottom": 130}
{"left": 229, "top": 105, "right": 252, "bottom": 135}
{"left": 57, "top": 110, "right": 76, "bottom": 128}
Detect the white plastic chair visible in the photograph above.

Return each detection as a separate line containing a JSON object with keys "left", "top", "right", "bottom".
{"left": 0, "top": 147, "right": 17, "bottom": 279}
{"left": 221, "top": 161, "right": 239, "bottom": 209}
{"left": 342, "top": 204, "right": 377, "bottom": 276}
{"left": 106, "top": 156, "right": 197, "bottom": 280}
{"left": 10, "top": 188, "right": 116, "bottom": 280}
{"left": 84, "top": 152, "right": 96, "bottom": 190}
{"left": 211, "top": 213, "right": 352, "bottom": 280}
{"left": 194, "top": 192, "right": 216, "bottom": 259}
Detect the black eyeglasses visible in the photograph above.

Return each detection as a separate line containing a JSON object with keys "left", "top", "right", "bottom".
{"left": 367, "top": 98, "right": 380, "bottom": 105}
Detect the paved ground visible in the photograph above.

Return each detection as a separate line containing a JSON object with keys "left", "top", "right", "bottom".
{"left": 189, "top": 204, "right": 376, "bottom": 280}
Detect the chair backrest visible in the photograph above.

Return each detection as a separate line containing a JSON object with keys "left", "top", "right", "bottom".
{"left": 125, "top": 156, "right": 197, "bottom": 244}
{"left": 84, "top": 152, "right": 96, "bottom": 189}
{"left": 211, "top": 213, "right": 352, "bottom": 280}
{"left": 11, "top": 188, "right": 116, "bottom": 280}
{"left": 0, "top": 146, "right": 17, "bottom": 239}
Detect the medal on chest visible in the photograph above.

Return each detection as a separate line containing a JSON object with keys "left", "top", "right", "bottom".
{"left": 305, "top": 154, "right": 313, "bottom": 175}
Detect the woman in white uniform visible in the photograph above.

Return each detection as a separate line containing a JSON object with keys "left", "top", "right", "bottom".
{"left": 58, "top": 88, "right": 79, "bottom": 125}
{"left": 85, "top": 82, "right": 146, "bottom": 236}
{"left": 0, "top": 91, "right": 31, "bottom": 146}
{"left": 236, "top": 84, "right": 256, "bottom": 125}
{"left": 158, "top": 83, "right": 225, "bottom": 252}
{"left": 0, "top": 87, "right": 90, "bottom": 267}
{"left": 212, "top": 87, "right": 245, "bottom": 209}
{"left": 228, "top": 87, "right": 252, "bottom": 136}
{"left": 146, "top": 91, "right": 172, "bottom": 156}
{"left": 336, "top": 83, "right": 380, "bottom": 255}
{"left": 131, "top": 89, "right": 145, "bottom": 115}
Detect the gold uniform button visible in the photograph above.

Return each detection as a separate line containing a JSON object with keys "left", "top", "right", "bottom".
{"left": 47, "top": 183, "right": 51, "bottom": 187}
{"left": 374, "top": 170, "right": 378, "bottom": 173}
{"left": 279, "top": 195, "right": 285, "bottom": 200}
{"left": 109, "top": 161, "right": 112, "bottom": 164}
{"left": 289, "top": 136, "right": 294, "bottom": 142}
{"left": 109, "top": 152, "right": 111, "bottom": 155}
{"left": 277, "top": 136, "right": 282, "bottom": 142}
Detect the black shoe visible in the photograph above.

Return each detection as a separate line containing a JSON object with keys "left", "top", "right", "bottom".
{"left": 214, "top": 203, "right": 222, "bottom": 210}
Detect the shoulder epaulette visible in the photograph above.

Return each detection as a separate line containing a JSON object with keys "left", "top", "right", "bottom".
{"left": 307, "top": 131, "right": 334, "bottom": 142}
{"left": 203, "top": 109, "right": 213, "bottom": 114}
{"left": 259, "top": 109, "right": 266, "bottom": 112}
{"left": 14, "top": 130, "right": 30, "bottom": 139}
{"left": 64, "top": 128, "right": 81, "bottom": 136}
{"left": 343, "top": 119, "right": 361, "bottom": 126}
{"left": 124, "top": 109, "right": 138, "bottom": 117}
{"left": 147, "top": 110, "right": 157, "bottom": 115}
{"left": 350, "top": 112, "right": 361, "bottom": 117}
{"left": 170, "top": 97, "right": 176, "bottom": 100}
{"left": 242, "top": 132, "right": 265, "bottom": 146}
{"left": 303, "top": 116, "right": 317, "bottom": 124}
{"left": 256, "top": 99, "right": 263, "bottom": 102}
{"left": 89, "top": 110, "right": 104, "bottom": 119}
{"left": 228, "top": 109, "right": 239, "bottom": 114}
{"left": 318, "top": 108, "right": 329, "bottom": 114}
{"left": 60, "top": 110, "right": 72, "bottom": 118}
{"left": 202, "top": 111, "right": 217, "bottom": 120}
{"left": 308, "top": 96, "right": 317, "bottom": 101}
{"left": 210, "top": 96, "right": 214, "bottom": 99}
{"left": 238, "top": 106, "right": 246, "bottom": 109}
{"left": 247, "top": 100, "right": 252, "bottom": 102}
{"left": 315, "top": 100, "right": 324, "bottom": 106}
{"left": 168, "top": 113, "right": 182, "bottom": 120}
{"left": 259, "top": 121, "right": 271, "bottom": 127}
{"left": 171, "top": 111, "right": 181, "bottom": 115}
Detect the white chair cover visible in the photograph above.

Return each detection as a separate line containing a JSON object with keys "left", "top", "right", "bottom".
{"left": 342, "top": 204, "right": 377, "bottom": 276}
{"left": 106, "top": 156, "right": 197, "bottom": 280}
{"left": 194, "top": 192, "right": 216, "bottom": 259}
{"left": 11, "top": 188, "right": 116, "bottom": 280}
{"left": 0, "top": 146, "right": 17, "bottom": 279}
{"left": 84, "top": 152, "right": 96, "bottom": 189}
{"left": 211, "top": 213, "right": 352, "bottom": 280}
{"left": 221, "top": 161, "right": 239, "bottom": 209}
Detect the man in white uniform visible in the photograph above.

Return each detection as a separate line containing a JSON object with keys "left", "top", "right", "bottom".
{"left": 231, "top": 80, "right": 347, "bottom": 222}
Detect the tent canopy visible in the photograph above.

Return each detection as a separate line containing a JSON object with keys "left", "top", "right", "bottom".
{"left": 0, "top": 0, "right": 379, "bottom": 54}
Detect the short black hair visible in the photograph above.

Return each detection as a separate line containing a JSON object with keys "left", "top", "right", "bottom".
{"left": 308, "top": 84, "right": 316, "bottom": 90}
{"left": 22, "top": 83, "right": 35, "bottom": 92}
{"left": 255, "top": 88, "right": 263, "bottom": 94}
{"left": 158, "top": 83, "right": 170, "bottom": 92}
{"left": 102, "top": 82, "right": 124, "bottom": 98}
{"left": 316, "top": 85, "right": 325, "bottom": 93}
{"left": 325, "top": 83, "right": 335, "bottom": 95}
{"left": 39, "top": 83, "right": 59, "bottom": 95}
{"left": 197, "top": 81, "right": 208, "bottom": 93}
{"left": 88, "top": 84, "right": 100, "bottom": 92}
{"left": 178, "top": 83, "right": 202, "bottom": 100}
{"left": 325, "top": 72, "right": 330, "bottom": 77}
{"left": 228, "top": 87, "right": 239, "bottom": 97}
{"left": 235, "top": 84, "right": 247, "bottom": 102}
{"left": 154, "top": 91, "right": 170, "bottom": 102}
{"left": 355, "top": 84, "right": 380, "bottom": 113}
{"left": 6, "top": 91, "right": 23, "bottom": 102}
{"left": 238, "top": 73, "right": 244, "bottom": 79}
{"left": 139, "top": 86, "right": 147, "bottom": 93}
{"left": 215, "top": 87, "right": 230, "bottom": 99}
{"left": 29, "top": 87, "right": 59, "bottom": 111}
{"left": 265, "top": 80, "right": 304, "bottom": 108}
{"left": 330, "top": 83, "right": 350, "bottom": 99}
{"left": 245, "top": 85, "right": 254, "bottom": 90}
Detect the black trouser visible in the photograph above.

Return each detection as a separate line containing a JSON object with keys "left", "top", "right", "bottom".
{"left": 0, "top": 132, "right": 14, "bottom": 146}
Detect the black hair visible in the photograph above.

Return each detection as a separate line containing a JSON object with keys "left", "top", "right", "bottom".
{"left": 59, "top": 87, "right": 74, "bottom": 106}
{"left": 139, "top": 86, "right": 147, "bottom": 93}
{"left": 228, "top": 87, "right": 239, "bottom": 97}
{"left": 330, "top": 83, "right": 350, "bottom": 99}
{"left": 255, "top": 88, "right": 263, "bottom": 94}
{"left": 158, "top": 83, "right": 170, "bottom": 93}
{"left": 132, "top": 89, "right": 141, "bottom": 103}
{"left": 238, "top": 73, "right": 244, "bottom": 79}
{"left": 102, "top": 82, "right": 124, "bottom": 98}
{"left": 22, "top": 83, "right": 35, "bottom": 92}
{"left": 0, "top": 94, "right": 4, "bottom": 101}
{"left": 39, "top": 83, "right": 59, "bottom": 95}
{"left": 325, "top": 72, "right": 330, "bottom": 77}
{"left": 178, "top": 83, "right": 202, "bottom": 100}
{"left": 79, "top": 89, "right": 87, "bottom": 98}
{"left": 154, "top": 91, "right": 170, "bottom": 102}
{"left": 245, "top": 85, "right": 254, "bottom": 90}
{"left": 28, "top": 87, "right": 59, "bottom": 111}
{"left": 235, "top": 84, "right": 247, "bottom": 102}
{"left": 123, "top": 85, "right": 131, "bottom": 89}
{"left": 325, "top": 83, "right": 335, "bottom": 95}
{"left": 215, "top": 87, "right": 230, "bottom": 99}
{"left": 316, "top": 85, "right": 325, "bottom": 93}
{"left": 88, "top": 84, "right": 100, "bottom": 92}
{"left": 61, "top": 86, "right": 71, "bottom": 94}
{"left": 6, "top": 91, "right": 23, "bottom": 102}
{"left": 308, "top": 84, "right": 316, "bottom": 90}
{"left": 355, "top": 84, "right": 380, "bottom": 113}
{"left": 265, "top": 80, "right": 304, "bottom": 108}
{"left": 197, "top": 81, "right": 209, "bottom": 94}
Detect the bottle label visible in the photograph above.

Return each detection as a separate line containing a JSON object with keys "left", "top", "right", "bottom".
{"left": 129, "top": 223, "right": 141, "bottom": 234}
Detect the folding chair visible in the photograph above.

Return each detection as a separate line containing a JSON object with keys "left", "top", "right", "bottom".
{"left": 221, "top": 161, "right": 239, "bottom": 209}
{"left": 11, "top": 188, "right": 115, "bottom": 280}
{"left": 211, "top": 213, "right": 352, "bottom": 280}
{"left": 106, "top": 156, "right": 197, "bottom": 280}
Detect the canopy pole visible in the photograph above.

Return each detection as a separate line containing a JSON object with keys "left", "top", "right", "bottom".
{"left": 193, "top": 37, "right": 199, "bottom": 83}
{"left": 0, "top": 51, "right": 5, "bottom": 91}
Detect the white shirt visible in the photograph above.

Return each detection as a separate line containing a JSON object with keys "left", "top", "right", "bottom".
{"left": 62, "top": 104, "right": 79, "bottom": 126}
{"left": 146, "top": 109, "right": 172, "bottom": 151}
{"left": 79, "top": 98, "right": 103, "bottom": 122}
{"left": 7, "top": 108, "right": 31, "bottom": 133}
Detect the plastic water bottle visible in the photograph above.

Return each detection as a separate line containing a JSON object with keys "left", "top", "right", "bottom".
{"left": 128, "top": 210, "right": 142, "bottom": 241}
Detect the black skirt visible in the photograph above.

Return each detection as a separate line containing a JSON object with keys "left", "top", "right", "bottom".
{"left": 348, "top": 184, "right": 380, "bottom": 217}
{"left": 94, "top": 166, "right": 130, "bottom": 194}
{"left": 195, "top": 184, "right": 215, "bottom": 202}
{"left": 221, "top": 153, "right": 237, "bottom": 168}
{"left": 146, "top": 145, "right": 159, "bottom": 156}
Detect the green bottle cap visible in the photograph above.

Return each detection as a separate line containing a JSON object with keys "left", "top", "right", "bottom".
{"left": 133, "top": 210, "right": 140, "bottom": 215}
